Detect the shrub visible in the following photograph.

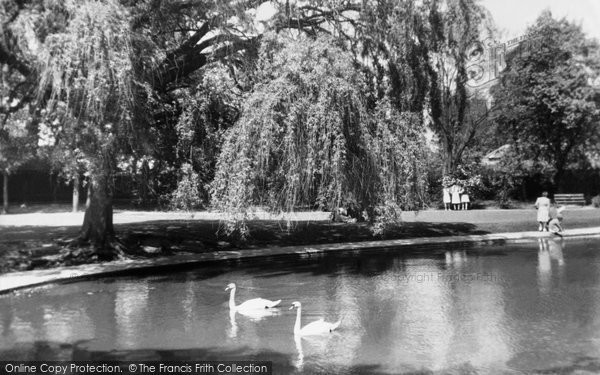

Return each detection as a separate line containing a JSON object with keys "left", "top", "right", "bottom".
{"left": 170, "top": 163, "right": 202, "bottom": 211}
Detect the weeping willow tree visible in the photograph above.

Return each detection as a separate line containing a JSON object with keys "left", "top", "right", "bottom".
{"left": 212, "top": 34, "right": 427, "bottom": 236}
{"left": 38, "top": 0, "right": 134, "bottom": 257}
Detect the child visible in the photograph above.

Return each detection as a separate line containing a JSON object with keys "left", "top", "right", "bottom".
{"left": 461, "top": 190, "right": 470, "bottom": 210}
{"left": 451, "top": 184, "right": 462, "bottom": 211}
{"left": 548, "top": 206, "right": 566, "bottom": 236}
{"left": 443, "top": 187, "right": 451, "bottom": 211}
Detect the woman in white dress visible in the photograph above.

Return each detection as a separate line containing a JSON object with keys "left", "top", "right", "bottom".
{"left": 534, "top": 191, "right": 551, "bottom": 231}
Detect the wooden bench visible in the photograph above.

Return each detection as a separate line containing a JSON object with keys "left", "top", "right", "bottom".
{"left": 554, "top": 193, "right": 586, "bottom": 206}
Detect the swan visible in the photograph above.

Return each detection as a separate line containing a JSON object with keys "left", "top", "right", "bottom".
{"left": 290, "top": 301, "right": 341, "bottom": 336}
{"left": 225, "top": 283, "right": 281, "bottom": 312}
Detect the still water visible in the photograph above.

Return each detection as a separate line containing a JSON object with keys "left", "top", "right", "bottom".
{"left": 2, "top": 237, "right": 600, "bottom": 374}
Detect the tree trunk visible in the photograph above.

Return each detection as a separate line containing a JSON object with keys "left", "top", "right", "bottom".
{"left": 51, "top": 173, "right": 58, "bottom": 202}
{"left": 2, "top": 170, "right": 7, "bottom": 214}
{"left": 554, "top": 167, "right": 565, "bottom": 194}
{"left": 79, "top": 171, "right": 115, "bottom": 259}
{"left": 72, "top": 174, "right": 80, "bottom": 213}
{"left": 139, "top": 159, "right": 149, "bottom": 206}
{"left": 442, "top": 141, "right": 455, "bottom": 176}
{"left": 86, "top": 178, "right": 91, "bottom": 208}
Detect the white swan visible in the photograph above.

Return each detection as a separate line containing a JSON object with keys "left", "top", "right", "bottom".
{"left": 225, "top": 283, "right": 281, "bottom": 312}
{"left": 290, "top": 301, "right": 341, "bottom": 336}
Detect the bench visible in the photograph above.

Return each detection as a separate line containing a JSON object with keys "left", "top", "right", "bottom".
{"left": 554, "top": 193, "right": 586, "bottom": 206}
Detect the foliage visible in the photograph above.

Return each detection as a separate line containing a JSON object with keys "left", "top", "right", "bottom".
{"left": 169, "top": 163, "right": 202, "bottom": 211}
{"left": 490, "top": 11, "right": 600, "bottom": 190}
{"left": 428, "top": 0, "right": 496, "bottom": 174}
{"left": 441, "top": 171, "right": 481, "bottom": 191}
{"left": 171, "top": 64, "right": 243, "bottom": 204}
{"left": 0, "top": 107, "right": 36, "bottom": 174}
{"left": 37, "top": 0, "right": 134, "bottom": 174}
{"left": 358, "top": 0, "right": 433, "bottom": 112}
{"left": 36, "top": 104, "right": 88, "bottom": 186}
{"left": 211, "top": 34, "right": 427, "bottom": 237}
{"left": 0, "top": 0, "right": 42, "bottom": 177}
{"left": 479, "top": 150, "right": 528, "bottom": 206}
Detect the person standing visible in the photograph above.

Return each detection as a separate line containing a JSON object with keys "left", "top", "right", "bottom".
{"left": 451, "top": 184, "right": 462, "bottom": 210}
{"left": 461, "top": 189, "right": 470, "bottom": 210}
{"left": 534, "top": 191, "right": 551, "bottom": 231}
{"left": 443, "top": 187, "right": 451, "bottom": 211}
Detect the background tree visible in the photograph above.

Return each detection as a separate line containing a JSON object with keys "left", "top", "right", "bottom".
{"left": 38, "top": 0, "right": 135, "bottom": 256}
{"left": 37, "top": 110, "right": 88, "bottom": 213}
{"left": 0, "top": 107, "right": 36, "bottom": 213}
{"left": 0, "top": 0, "right": 41, "bottom": 213}
{"left": 491, "top": 11, "right": 600, "bottom": 190}
{"left": 427, "top": 0, "right": 496, "bottom": 175}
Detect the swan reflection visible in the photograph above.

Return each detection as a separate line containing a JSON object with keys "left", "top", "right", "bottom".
{"left": 228, "top": 309, "right": 238, "bottom": 339}
{"left": 294, "top": 334, "right": 304, "bottom": 369}
{"left": 293, "top": 331, "right": 339, "bottom": 370}
{"left": 227, "top": 307, "right": 281, "bottom": 339}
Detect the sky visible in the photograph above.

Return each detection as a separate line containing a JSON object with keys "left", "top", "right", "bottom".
{"left": 480, "top": 0, "right": 600, "bottom": 41}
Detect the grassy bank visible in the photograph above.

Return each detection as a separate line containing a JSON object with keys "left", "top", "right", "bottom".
{"left": 1, "top": 205, "right": 599, "bottom": 273}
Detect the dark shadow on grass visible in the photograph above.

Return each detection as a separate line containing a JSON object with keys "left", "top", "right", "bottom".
{"left": 0, "top": 219, "right": 491, "bottom": 274}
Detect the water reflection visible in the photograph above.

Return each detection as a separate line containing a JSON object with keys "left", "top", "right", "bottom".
{"left": 2, "top": 239, "right": 600, "bottom": 374}
{"left": 537, "top": 238, "right": 565, "bottom": 294}
{"left": 394, "top": 260, "right": 452, "bottom": 371}
{"left": 115, "top": 280, "right": 150, "bottom": 348}
{"left": 228, "top": 309, "right": 238, "bottom": 339}
{"left": 445, "top": 250, "right": 468, "bottom": 267}
{"left": 293, "top": 334, "right": 304, "bottom": 369}
{"left": 227, "top": 307, "right": 282, "bottom": 341}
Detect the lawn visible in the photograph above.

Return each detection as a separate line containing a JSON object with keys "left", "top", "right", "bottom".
{"left": 1, "top": 204, "right": 599, "bottom": 273}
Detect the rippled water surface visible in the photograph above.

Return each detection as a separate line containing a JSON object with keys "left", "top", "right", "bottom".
{"left": 2, "top": 237, "right": 600, "bottom": 374}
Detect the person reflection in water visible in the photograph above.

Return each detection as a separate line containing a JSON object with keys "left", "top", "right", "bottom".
{"left": 538, "top": 237, "right": 565, "bottom": 264}
{"left": 537, "top": 237, "right": 565, "bottom": 294}
{"left": 537, "top": 238, "right": 565, "bottom": 274}
{"left": 547, "top": 237, "right": 565, "bottom": 266}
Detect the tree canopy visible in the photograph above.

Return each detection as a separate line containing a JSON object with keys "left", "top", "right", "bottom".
{"left": 491, "top": 11, "right": 600, "bottom": 189}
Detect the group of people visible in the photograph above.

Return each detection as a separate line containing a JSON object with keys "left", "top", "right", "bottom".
{"left": 535, "top": 191, "right": 565, "bottom": 235}
{"left": 442, "top": 185, "right": 470, "bottom": 210}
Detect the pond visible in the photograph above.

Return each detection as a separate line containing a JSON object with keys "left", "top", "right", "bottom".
{"left": 1, "top": 237, "right": 600, "bottom": 374}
